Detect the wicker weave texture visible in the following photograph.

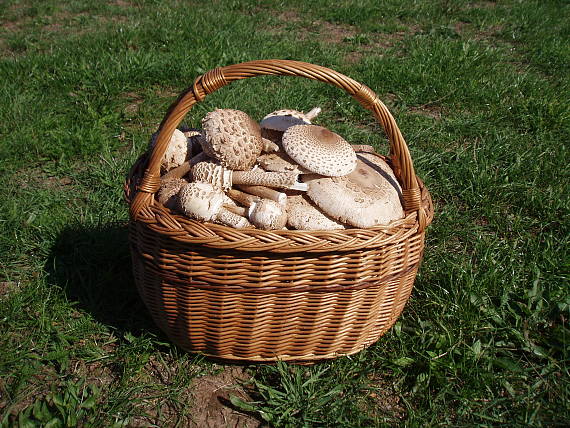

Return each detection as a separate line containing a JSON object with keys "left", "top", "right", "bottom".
{"left": 125, "top": 60, "right": 434, "bottom": 362}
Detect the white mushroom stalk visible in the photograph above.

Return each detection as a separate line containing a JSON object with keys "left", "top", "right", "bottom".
{"left": 192, "top": 160, "right": 308, "bottom": 191}
{"left": 226, "top": 188, "right": 261, "bottom": 207}
{"left": 161, "top": 151, "right": 209, "bottom": 181}
{"left": 235, "top": 185, "right": 287, "bottom": 206}
{"left": 177, "top": 182, "right": 251, "bottom": 228}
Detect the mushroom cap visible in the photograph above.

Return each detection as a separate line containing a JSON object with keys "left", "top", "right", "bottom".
{"left": 281, "top": 125, "right": 357, "bottom": 176}
{"left": 201, "top": 109, "right": 263, "bottom": 170}
{"left": 248, "top": 199, "right": 287, "bottom": 230}
{"left": 150, "top": 129, "right": 192, "bottom": 172}
{"left": 157, "top": 178, "right": 187, "bottom": 210}
{"left": 192, "top": 160, "right": 232, "bottom": 191}
{"left": 177, "top": 182, "right": 225, "bottom": 222}
{"left": 305, "top": 156, "right": 404, "bottom": 228}
{"left": 260, "top": 108, "right": 315, "bottom": 132}
{"left": 356, "top": 152, "right": 403, "bottom": 200}
{"left": 286, "top": 195, "right": 346, "bottom": 231}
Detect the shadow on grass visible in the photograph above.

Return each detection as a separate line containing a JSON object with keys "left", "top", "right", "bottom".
{"left": 46, "top": 222, "right": 161, "bottom": 338}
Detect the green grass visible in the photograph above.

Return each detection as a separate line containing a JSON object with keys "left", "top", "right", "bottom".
{"left": 1, "top": 0, "right": 568, "bottom": 426}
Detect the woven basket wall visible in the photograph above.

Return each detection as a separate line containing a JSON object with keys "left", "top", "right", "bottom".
{"left": 125, "top": 60, "right": 434, "bottom": 362}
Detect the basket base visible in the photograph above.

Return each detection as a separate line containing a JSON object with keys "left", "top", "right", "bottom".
{"left": 130, "top": 238, "right": 419, "bottom": 362}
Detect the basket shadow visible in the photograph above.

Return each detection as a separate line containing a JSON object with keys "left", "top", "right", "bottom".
{"left": 46, "top": 222, "right": 161, "bottom": 338}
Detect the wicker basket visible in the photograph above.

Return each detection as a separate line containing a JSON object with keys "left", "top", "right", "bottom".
{"left": 125, "top": 60, "right": 433, "bottom": 362}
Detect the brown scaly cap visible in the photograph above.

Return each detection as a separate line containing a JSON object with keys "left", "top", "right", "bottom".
{"left": 281, "top": 125, "right": 357, "bottom": 177}
{"left": 201, "top": 109, "right": 263, "bottom": 171}
{"left": 305, "top": 156, "right": 404, "bottom": 228}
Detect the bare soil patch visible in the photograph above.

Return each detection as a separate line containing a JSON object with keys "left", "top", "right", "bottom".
{"left": 122, "top": 91, "right": 145, "bottom": 115}
{"left": 12, "top": 165, "right": 75, "bottom": 191}
{"left": 365, "top": 373, "right": 407, "bottom": 421}
{"left": 266, "top": 10, "right": 418, "bottom": 64}
{"left": 319, "top": 20, "right": 358, "bottom": 44}
{"left": 188, "top": 366, "right": 262, "bottom": 428}
{"left": 0, "top": 281, "right": 18, "bottom": 299}
{"left": 410, "top": 104, "right": 443, "bottom": 120}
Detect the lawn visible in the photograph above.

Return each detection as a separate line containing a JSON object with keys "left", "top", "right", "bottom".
{"left": 1, "top": 0, "right": 568, "bottom": 426}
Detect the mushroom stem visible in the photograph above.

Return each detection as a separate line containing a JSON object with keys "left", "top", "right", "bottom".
{"left": 226, "top": 188, "right": 261, "bottom": 207}
{"left": 261, "top": 138, "right": 280, "bottom": 152}
{"left": 235, "top": 185, "right": 288, "bottom": 206}
{"left": 305, "top": 107, "right": 322, "bottom": 121}
{"left": 162, "top": 152, "right": 208, "bottom": 181}
{"left": 232, "top": 169, "right": 307, "bottom": 190}
{"left": 351, "top": 144, "right": 376, "bottom": 153}
{"left": 224, "top": 204, "right": 248, "bottom": 217}
{"left": 216, "top": 209, "right": 251, "bottom": 228}
{"left": 192, "top": 160, "right": 307, "bottom": 191}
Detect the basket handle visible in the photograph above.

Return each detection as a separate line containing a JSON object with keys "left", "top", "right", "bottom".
{"left": 130, "top": 59, "right": 427, "bottom": 231}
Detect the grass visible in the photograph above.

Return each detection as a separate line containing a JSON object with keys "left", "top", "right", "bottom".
{"left": 1, "top": 0, "right": 568, "bottom": 426}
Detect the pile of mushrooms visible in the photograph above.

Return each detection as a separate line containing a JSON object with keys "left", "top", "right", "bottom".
{"left": 152, "top": 107, "right": 404, "bottom": 230}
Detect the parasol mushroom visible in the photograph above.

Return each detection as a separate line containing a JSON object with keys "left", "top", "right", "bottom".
{"left": 226, "top": 189, "right": 288, "bottom": 230}
{"left": 177, "top": 182, "right": 251, "bottom": 228}
{"left": 281, "top": 125, "right": 357, "bottom": 177}
{"left": 192, "top": 160, "right": 308, "bottom": 191}
{"left": 260, "top": 107, "right": 321, "bottom": 143}
{"left": 201, "top": 109, "right": 277, "bottom": 171}
{"left": 303, "top": 155, "right": 404, "bottom": 228}
{"left": 150, "top": 128, "right": 192, "bottom": 173}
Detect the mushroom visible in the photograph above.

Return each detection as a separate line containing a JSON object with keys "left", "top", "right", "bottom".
{"left": 286, "top": 195, "right": 346, "bottom": 231}
{"left": 157, "top": 177, "right": 187, "bottom": 210}
{"left": 226, "top": 189, "right": 287, "bottom": 230}
{"left": 149, "top": 128, "right": 192, "bottom": 172}
{"left": 260, "top": 107, "right": 321, "bottom": 143}
{"left": 303, "top": 156, "right": 404, "bottom": 228}
{"left": 281, "top": 125, "right": 357, "bottom": 177}
{"left": 201, "top": 109, "right": 277, "bottom": 171}
{"left": 356, "top": 152, "right": 403, "bottom": 201}
{"left": 192, "top": 160, "right": 308, "bottom": 191}
{"left": 177, "top": 182, "right": 251, "bottom": 228}
{"left": 249, "top": 199, "right": 288, "bottom": 230}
